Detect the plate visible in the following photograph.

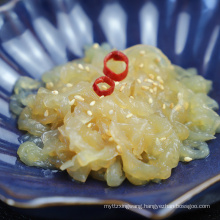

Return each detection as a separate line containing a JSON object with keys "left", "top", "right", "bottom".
{"left": 1, "top": 0, "right": 220, "bottom": 219}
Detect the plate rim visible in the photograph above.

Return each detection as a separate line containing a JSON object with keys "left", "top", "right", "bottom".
{"left": 0, "top": 0, "right": 220, "bottom": 219}
{"left": 0, "top": 173, "right": 220, "bottom": 219}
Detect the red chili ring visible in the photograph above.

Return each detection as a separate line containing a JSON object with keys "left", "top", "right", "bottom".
{"left": 103, "top": 51, "right": 129, "bottom": 82}
{"left": 92, "top": 76, "right": 115, "bottom": 97}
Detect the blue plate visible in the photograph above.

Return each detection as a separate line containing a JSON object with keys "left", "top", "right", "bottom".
{"left": 1, "top": 0, "right": 220, "bottom": 219}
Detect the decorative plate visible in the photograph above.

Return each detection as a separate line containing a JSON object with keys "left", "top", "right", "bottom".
{"left": 1, "top": 0, "right": 220, "bottom": 219}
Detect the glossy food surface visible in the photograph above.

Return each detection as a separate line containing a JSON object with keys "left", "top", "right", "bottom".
{"left": 1, "top": 0, "right": 220, "bottom": 219}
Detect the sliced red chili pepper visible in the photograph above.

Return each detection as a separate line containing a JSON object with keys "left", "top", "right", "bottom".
{"left": 103, "top": 51, "right": 129, "bottom": 81}
{"left": 93, "top": 76, "right": 115, "bottom": 96}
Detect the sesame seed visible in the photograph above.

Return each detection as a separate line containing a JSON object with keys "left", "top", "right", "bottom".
{"left": 144, "top": 78, "right": 154, "bottom": 83}
{"left": 93, "top": 43, "right": 99, "bottom": 49}
{"left": 109, "top": 109, "right": 114, "bottom": 115}
{"left": 74, "top": 95, "right": 84, "bottom": 101}
{"left": 90, "top": 101, "right": 96, "bottom": 106}
{"left": 162, "top": 104, "right": 166, "bottom": 109}
{"left": 100, "top": 95, "right": 104, "bottom": 99}
{"left": 156, "top": 76, "right": 164, "bottom": 84}
{"left": 141, "top": 86, "right": 149, "bottom": 91}
{"left": 68, "top": 98, "right": 75, "bottom": 105}
{"left": 106, "top": 130, "right": 111, "bottom": 136}
{"left": 66, "top": 83, "right": 73, "bottom": 88}
{"left": 52, "top": 90, "right": 59, "bottom": 95}
{"left": 115, "top": 82, "right": 119, "bottom": 85}
{"left": 159, "top": 84, "right": 164, "bottom": 90}
{"left": 184, "top": 157, "right": 192, "bottom": 162}
{"left": 177, "top": 92, "right": 182, "bottom": 99}
{"left": 184, "top": 102, "right": 189, "bottom": 110}
{"left": 153, "top": 87, "right": 157, "bottom": 92}
{"left": 160, "top": 137, "right": 166, "bottom": 141}
{"left": 155, "top": 57, "right": 161, "bottom": 63}
{"left": 156, "top": 138, "right": 161, "bottom": 145}
{"left": 126, "top": 113, "right": 133, "bottom": 118}
{"left": 46, "top": 82, "right": 54, "bottom": 88}
{"left": 153, "top": 82, "right": 158, "bottom": 86}
{"left": 148, "top": 98, "right": 153, "bottom": 104}
{"left": 130, "top": 96, "right": 134, "bottom": 99}
{"left": 108, "top": 137, "right": 114, "bottom": 142}
{"left": 149, "top": 74, "right": 155, "bottom": 80}
{"left": 149, "top": 89, "right": 154, "bottom": 94}
{"left": 139, "top": 63, "right": 144, "bottom": 68}
{"left": 139, "top": 50, "right": 145, "bottom": 55}
{"left": 119, "top": 85, "right": 125, "bottom": 92}
{"left": 87, "top": 123, "right": 92, "bottom": 128}
{"left": 102, "top": 85, "right": 108, "bottom": 90}
{"left": 174, "top": 105, "right": 182, "bottom": 111}
{"left": 78, "top": 63, "right": 84, "bottom": 70}
{"left": 116, "top": 145, "right": 122, "bottom": 154}
{"left": 101, "top": 134, "right": 107, "bottom": 140}
{"left": 44, "top": 110, "right": 49, "bottom": 117}
{"left": 85, "top": 66, "right": 90, "bottom": 72}
{"left": 170, "top": 103, "right": 174, "bottom": 109}
{"left": 137, "top": 79, "right": 142, "bottom": 84}
{"left": 87, "top": 110, "right": 93, "bottom": 116}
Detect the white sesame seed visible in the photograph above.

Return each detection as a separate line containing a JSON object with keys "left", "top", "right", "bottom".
{"left": 159, "top": 84, "right": 164, "bottom": 90}
{"left": 149, "top": 89, "right": 154, "bottom": 94}
{"left": 156, "top": 76, "right": 164, "bottom": 84}
{"left": 160, "top": 137, "right": 167, "bottom": 141}
{"left": 137, "top": 79, "right": 141, "bottom": 84}
{"left": 153, "top": 87, "right": 157, "bottom": 92}
{"left": 119, "top": 85, "right": 125, "bottom": 92}
{"left": 177, "top": 92, "right": 182, "bottom": 99}
{"left": 52, "top": 90, "right": 59, "bottom": 95}
{"left": 184, "top": 102, "right": 189, "bottom": 110}
{"left": 155, "top": 57, "right": 161, "bottom": 63}
{"left": 87, "top": 123, "right": 92, "bottom": 128}
{"left": 102, "top": 85, "right": 108, "bottom": 90}
{"left": 100, "top": 95, "right": 104, "bottom": 99}
{"left": 149, "top": 74, "right": 155, "bottom": 80}
{"left": 139, "top": 50, "right": 145, "bottom": 55}
{"left": 44, "top": 110, "right": 49, "bottom": 117}
{"left": 93, "top": 43, "right": 99, "bottom": 49}
{"left": 148, "top": 98, "right": 153, "bottom": 104}
{"left": 46, "top": 82, "right": 54, "bottom": 88}
{"left": 106, "top": 130, "right": 111, "bottom": 136}
{"left": 129, "top": 96, "right": 134, "bottom": 99}
{"left": 115, "top": 82, "right": 119, "bottom": 85}
{"left": 170, "top": 103, "right": 174, "bottom": 109}
{"left": 126, "top": 113, "right": 133, "bottom": 118}
{"left": 68, "top": 98, "right": 75, "bottom": 106}
{"left": 109, "top": 109, "right": 114, "bottom": 115}
{"left": 156, "top": 138, "right": 161, "bottom": 145}
{"left": 144, "top": 78, "right": 154, "bottom": 83}
{"left": 78, "top": 63, "right": 84, "bottom": 70}
{"left": 139, "top": 63, "right": 144, "bottom": 68}
{"left": 141, "top": 86, "right": 149, "bottom": 91}
{"left": 174, "top": 105, "right": 182, "bottom": 111}
{"left": 66, "top": 83, "right": 73, "bottom": 88}
{"left": 162, "top": 103, "right": 166, "bottom": 109}
{"left": 85, "top": 66, "right": 90, "bottom": 72}
{"left": 184, "top": 157, "right": 192, "bottom": 162}
{"left": 108, "top": 137, "right": 114, "bottom": 142}
{"left": 116, "top": 145, "right": 122, "bottom": 154}
{"left": 90, "top": 101, "right": 96, "bottom": 106}
{"left": 74, "top": 95, "right": 84, "bottom": 101}
{"left": 87, "top": 110, "right": 93, "bottom": 116}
